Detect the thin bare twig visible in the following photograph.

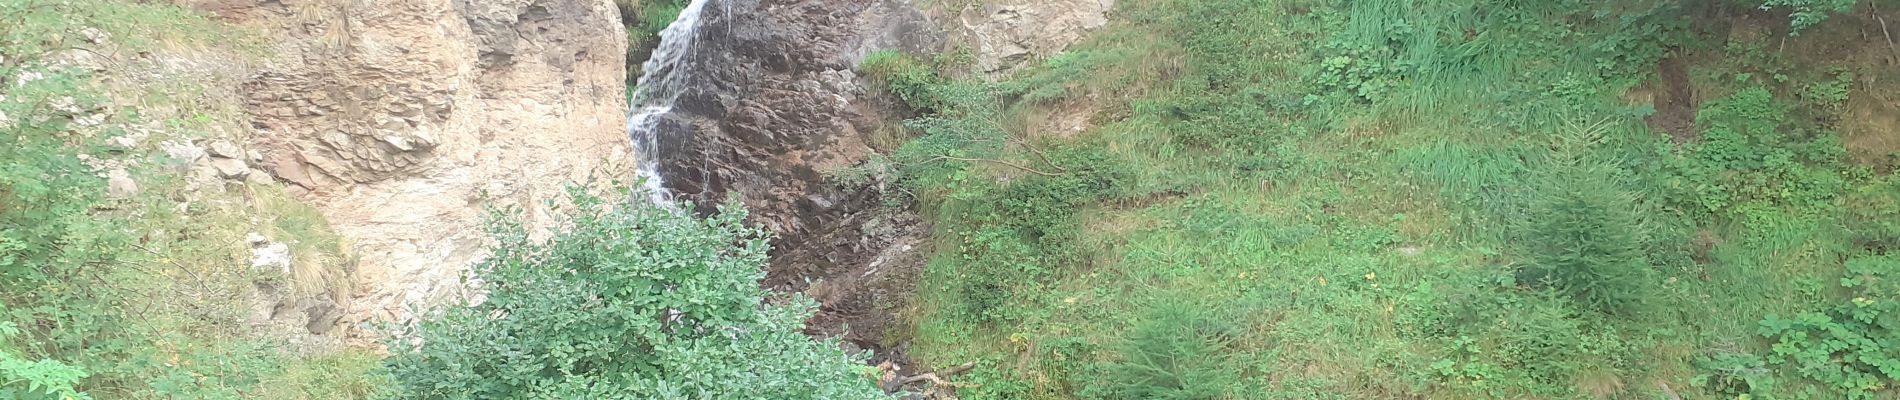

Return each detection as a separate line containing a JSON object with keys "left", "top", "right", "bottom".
{"left": 900, "top": 366, "right": 974, "bottom": 384}
{"left": 921, "top": 155, "right": 1067, "bottom": 177}
{"left": 890, "top": 361, "right": 982, "bottom": 393}
{"left": 1655, "top": 381, "right": 1683, "bottom": 400}
{"left": 1879, "top": 13, "right": 1897, "bottom": 63}
{"left": 132, "top": 243, "right": 214, "bottom": 294}
{"left": 938, "top": 361, "right": 979, "bottom": 376}
{"left": 1009, "top": 139, "right": 1069, "bottom": 173}
{"left": 55, "top": 46, "right": 121, "bottom": 70}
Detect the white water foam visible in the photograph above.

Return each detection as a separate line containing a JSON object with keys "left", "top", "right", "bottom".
{"left": 627, "top": 0, "right": 712, "bottom": 205}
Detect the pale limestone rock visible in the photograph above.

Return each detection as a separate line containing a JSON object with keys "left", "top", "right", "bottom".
{"left": 246, "top": 168, "right": 275, "bottom": 185}
{"left": 193, "top": 0, "right": 633, "bottom": 327}
{"left": 208, "top": 140, "right": 243, "bottom": 158}
{"left": 251, "top": 240, "right": 292, "bottom": 273}
{"left": 107, "top": 135, "right": 137, "bottom": 150}
{"left": 106, "top": 168, "right": 137, "bottom": 199}
{"left": 954, "top": 0, "right": 1114, "bottom": 76}
{"left": 186, "top": 161, "right": 226, "bottom": 192}
{"left": 210, "top": 157, "right": 249, "bottom": 178}
{"left": 163, "top": 140, "right": 205, "bottom": 163}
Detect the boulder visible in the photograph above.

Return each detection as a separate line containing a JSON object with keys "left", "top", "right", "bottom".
{"left": 210, "top": 157, "right": 250, "bottom": 178}
{"left": 208, "top": 140, "right": 244, "bottom": 158}
{"left": 106, "top": 168, "right": 138, "bottom": 199}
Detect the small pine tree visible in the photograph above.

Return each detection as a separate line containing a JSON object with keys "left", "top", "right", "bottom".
{"left": 1081, "top": 300, "right": 1241, "bottom": 400}
{"left": 1519, "top": 139, "right": 1658, "bottom": 315}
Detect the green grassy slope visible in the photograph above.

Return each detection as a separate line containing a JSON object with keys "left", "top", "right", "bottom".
{"left": 867, "top": 0, "right": 1900, "bottom": 398}
{"left": 0, "top": 1, "right": 382, "bottom": 398}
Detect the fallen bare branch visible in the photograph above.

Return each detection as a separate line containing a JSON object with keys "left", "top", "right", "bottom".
{"left": 1009, "top": 139, "right": 1069, "bottom": 173}
{"left": 922, "top": 155, "right": 1067, "bottom": 177}
{"left": 1879, "top": 13, "right": 1897, "bottom": 64}
{"left": 1655, "top": 380, "right": 1683, "bottom": 400}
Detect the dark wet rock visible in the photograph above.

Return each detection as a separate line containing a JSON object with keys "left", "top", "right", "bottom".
{"left": 645, "top": 0, "right": 942, "bottom": 352}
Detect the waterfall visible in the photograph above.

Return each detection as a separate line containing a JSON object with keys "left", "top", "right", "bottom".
{"left": 627, "top": 0, "right": 712, "bottom": 204}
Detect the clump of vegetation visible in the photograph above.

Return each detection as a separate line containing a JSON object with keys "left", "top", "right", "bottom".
{"left": 871, "top": 0, "right": 1900, "bottom": 399}
{"left": 1313, "top": 44, "right": 1407, "bottom": 102}
{"left": 1520, "top": 161, "right": 1658, "bottom": 315}
{"left": 1761, "top": 0, "right": 1859, "bottom": 34}
{"left": 618, "top": 0, "right": 689, "bottom": 86}
{"left": 0, "top": 318, "right": 90, "bottom": 399}
{"left": 384, "top": 188, "right": 885, "bottom": 399}
{"left": 1079, "top": 300, "right": 1244, "bottom": 400}
{"left": 1756, "top": 254, "right": 1900, "bottom": 399}
{"left": 8, "top": 0, "right": 1900, "bottom": 398}
{"left": 0, "top": 1, "right": 381, "bottom": 398}
{"left": 860, "top": 50, "right": 954, "bottom": 112}
{"left": 1670, "top": 87, "right": 1848, "bottom": 218}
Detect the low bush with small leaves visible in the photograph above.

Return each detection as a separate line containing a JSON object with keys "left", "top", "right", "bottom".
{"left": 1756, "top": 254, "right": 1900, "bottom": 399}
{"left": 384, "top": 188, "right": 886, "bottom": 399}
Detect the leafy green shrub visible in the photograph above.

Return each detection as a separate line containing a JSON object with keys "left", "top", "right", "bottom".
{"left": 1585, "top": 3, "right": 1683, "bottom": 79}
{"left": 0, "top": 318, "right": 89, "bottom": 400}
{"left": 1427, "top": 336, "right": 1507, "bottom": 393}
{"left": 631, "top": 0, "right": 685, "bottom": 44}
{"left": 1759, "top": 0, "right": 1858, "bottom": 35}
{"left": 1670, "top": 87, "right": 1848, "bottom": 218}
{"left": 385, "top": 188, "right": 884, "bottom": 399}
{"left": 1844, "top": 176, "right": 1900, "bottom": 251}
{"left": 1693, "top": 351, "right": 1779, "bottom": 398}
{"left": 1313, "top": 44, "right": 1407, "bottom": 102}
{"left": 940, "top": 224, "right": 1047, "bottom": 323}
{"left": 881, "top": 80, "right": 1018, "bottom": 199}
{"left": 1798, "top": 69, "right": 1854, "bottom": 121}
{"left": 991, "top": 146, "right": 1129, "bottom": 241}
{"left": 956, "top": 363, "right": 1036, "bottom": 400}
{"left": 1756, "top": 254, "right": 1900, "bottom": 399}
{"left": 1079, "top": 300, "right": 1243, "bottom": 400}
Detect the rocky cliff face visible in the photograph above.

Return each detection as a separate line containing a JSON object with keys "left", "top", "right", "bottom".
{"left": 638, "top": 0, "right": 939, "bottom": 349}
{"left": 190, "top": 0, "right": 631, "bottom": 327}
{"left": 183, "top": 0, "right": 1103, "bottom": 345}
{"left": 639, "top": 0, "right": 1112, "bottom": 352}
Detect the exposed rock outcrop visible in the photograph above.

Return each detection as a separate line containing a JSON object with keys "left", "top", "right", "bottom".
{"left": 181, "top": 0, "right": 1101, "bottom": 345}
{"left": 642, "top": 0, "right": 941, "bottom": 351}
{"left": 951, "top": 0, "right": 1114, "bottom": 76}
{"left": 191, "top": 0, "right": 631, "bottom": 328}
{"left": 643, "top": 0, "right": 1109, "bottom": 354}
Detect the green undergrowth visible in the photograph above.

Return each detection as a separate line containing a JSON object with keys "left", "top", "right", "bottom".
{"left": 1, "top": 0, "right": 380, "bottom": 398}
{"left": 616, "top": 0, "right": 689, "bottom": 89}
{"left": 866, "top": 0, "right": 1900, "bottom": 398}
{"left": 385, "top": 188, "right": 883, "bottom": 399}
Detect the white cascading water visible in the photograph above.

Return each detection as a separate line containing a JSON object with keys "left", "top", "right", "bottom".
{"left": 627, "top": 0, "right": 712, "bottom": 204}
